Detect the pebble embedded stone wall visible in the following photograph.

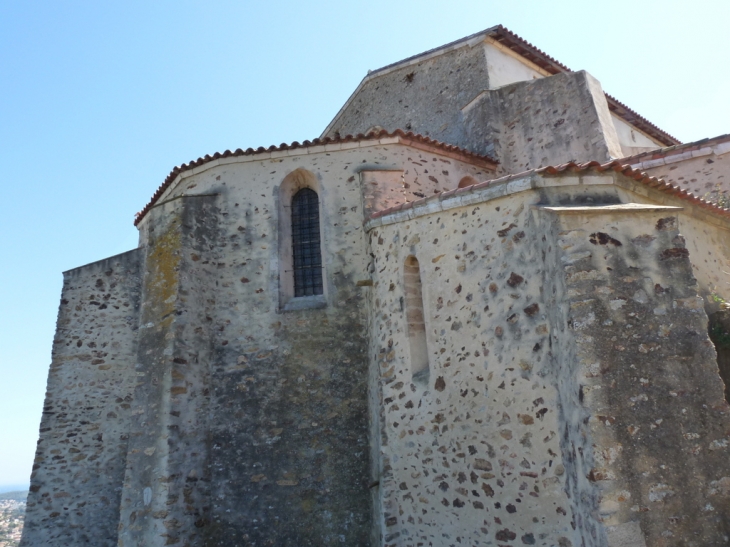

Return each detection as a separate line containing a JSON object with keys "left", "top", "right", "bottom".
{"left": 25, "top": 137, "right": 730, "bottom": 547}
{"left": 21, "top": 249, "right": 142, "bottom": 547}
{"left": 360, "top": 153, "right": 493, "bottom": 219}
{"left": 366, "top": 171, "right": 730, "bottom": 546}
{"left": 611, "top": 181, "right": 730, "bottom": 304}
{"left": 368, "top": 192, "right": 575, "bottom": 546}
{"left": 630, "top": 143, "right": 730, "bottom": 204}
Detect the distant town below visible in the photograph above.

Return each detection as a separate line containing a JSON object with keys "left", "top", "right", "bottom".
{"left": 0, "top": 491, "right": 27, "bottom": 547}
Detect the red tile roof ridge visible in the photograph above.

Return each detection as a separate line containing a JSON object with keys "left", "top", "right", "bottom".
{"left": 618, "top": 132, "right": 730, "bottom": 165}
{"left": 489, "top": 25, "right": 570, "bottom": 74}
{"left": 133, "top": 129, "right": 498, "bottom": 226}
{"left": 369, "top": 160, "right": 730, "bottom": 222}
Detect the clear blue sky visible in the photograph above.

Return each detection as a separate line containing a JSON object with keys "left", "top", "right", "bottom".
{"left": 1, "top": 0, "right": 728, "bottom": 492}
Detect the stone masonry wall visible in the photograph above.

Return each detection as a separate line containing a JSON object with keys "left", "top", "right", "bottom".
{"left": 365, "top": 169, "right": 730, "bottom": 546}
{"left": 367, "top": 191, "right": 575, "bottom": 546}
{"left": 121, "top": 142, "right": 492, "bottom": 546}
{"left": 21, "top": 249, "right": 142, "bottom": 547}
{"left": 360, "top": 155, "right": 493, "bottom": 219}
{"left": 463, "top": 71, "right": 623, "bottom": 174}
{"left": 627, "top": 139, "right": 730, "bottom": 204}
{"left": 117, "top": 195, "right": 219, "bottom": 546}
{"left": 544, "top": 205, "right": 730, "bottom": 546}
{"left": 198, "top": 178, "right": 371, "bottom": 547}
{"left": 535, "top": 209, "right": 603, "bottom": 547}
{"left": 323, "top": 44, "right": 490, "bottom": 151}
{"left": 325, "top": 50, "right": 626, "bottom": 171}
{"left": 21, "top": 140, "right": 493, "bottom": 547}
{"left": 610, "top": 182, "right": 730, "bottom": 305}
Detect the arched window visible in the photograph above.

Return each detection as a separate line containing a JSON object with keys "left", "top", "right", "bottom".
{"left": 404, "top": 256, "right": 429, "bottom": 381}
{"left": 291, "top": 188, "right": 323, "bottom": 297}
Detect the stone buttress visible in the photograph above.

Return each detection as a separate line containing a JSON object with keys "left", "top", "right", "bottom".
{"left": 118, "top": 194, "right": 219, "bottom": 546}
{"left": 539, "top": 204, "right": 730, "bottom": 546}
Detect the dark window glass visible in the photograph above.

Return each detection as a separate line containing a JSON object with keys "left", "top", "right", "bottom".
{"left": 291, "top": 188, "right": 323, "bottom": 297}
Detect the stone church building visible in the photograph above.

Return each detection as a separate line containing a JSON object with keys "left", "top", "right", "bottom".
{"left": 21, "top": 26, "right": 730, "bottom": 547}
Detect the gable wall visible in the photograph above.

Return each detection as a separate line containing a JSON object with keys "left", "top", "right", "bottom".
{"left": 322, "top": 45, "right": 490, "bottom": 151}
{"left": 482, "top": 40, "right": 547, "bottom": 89}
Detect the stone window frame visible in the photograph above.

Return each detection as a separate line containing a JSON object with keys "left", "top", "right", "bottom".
{"left": 278, "top": 168, "right": 327, "bottom": 311}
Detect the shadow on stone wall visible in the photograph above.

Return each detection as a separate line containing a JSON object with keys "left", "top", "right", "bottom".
{"left": 708, "top": 309, "right": 730, "bottom": 403}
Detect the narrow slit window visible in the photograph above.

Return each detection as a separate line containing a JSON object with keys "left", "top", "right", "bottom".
{"left": 404, "top": 256, "right": 429, "bottom": 381}
{"left": 291, "top": 188, "right": 323, "bottom": 297}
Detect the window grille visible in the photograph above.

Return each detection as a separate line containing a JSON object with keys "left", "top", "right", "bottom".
{"left": 291, "top": 188, "right": 323, "bottom": 297}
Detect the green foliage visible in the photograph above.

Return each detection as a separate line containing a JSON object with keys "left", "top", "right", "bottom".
{"left": 710, "top": 323, "right": 730, "bottom": 348}
{"left": 703, "top": 183, "right": 730, "bottom": 210}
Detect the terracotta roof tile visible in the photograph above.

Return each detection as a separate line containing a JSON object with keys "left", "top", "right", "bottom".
{"left": 619, "top": 133, "right": 730, "bottom": 165}
{"left": 488, "top": 25, "right": 570, "bottom": 74}
{"left": 369, "top": 160, "right": 730, "bottom": 221}
{"left": 134, "top": 129, "right": 498, "bottom": 226}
